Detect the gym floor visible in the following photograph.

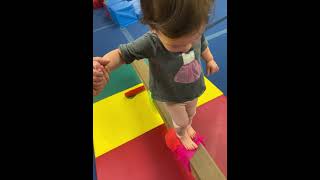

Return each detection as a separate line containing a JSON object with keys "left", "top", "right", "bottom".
{"left": 93, "top": 0, "right": 227, "bottom": 179}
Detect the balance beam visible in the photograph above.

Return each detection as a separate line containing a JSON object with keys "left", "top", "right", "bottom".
{"left": 131, "top": 60, "right": 226, "bottom": 180}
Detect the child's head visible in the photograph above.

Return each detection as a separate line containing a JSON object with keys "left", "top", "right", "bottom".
{"left": 141, "top": 0, "right": 213, "bottom": 53}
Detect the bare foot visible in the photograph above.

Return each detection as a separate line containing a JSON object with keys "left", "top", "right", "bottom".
{"left": 177, "top": 132, "right": 198, "bottom": 150}
{"left": 187, "top": 125, "right": 196, "bottom": 139}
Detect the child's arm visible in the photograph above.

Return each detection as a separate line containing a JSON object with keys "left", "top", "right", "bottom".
{"left": 201, "top": 47, "right": 219, "bottom": 76}
{"left": 201, "top": 47, "right": 215, "bottom": 63}
{"left": 100, "top": 49, "right": 125, "bottom": 72}
{"left": 93, "top": 33, "right": 154, "bottom": 96}
{"left": 99, "top": 32, "right": 157, "bottom": 72}
{"left": 99, "top": 32, "right": 155, "bottom": 73}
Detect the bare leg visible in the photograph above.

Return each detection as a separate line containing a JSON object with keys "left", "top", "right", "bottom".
{"left": 185, "top": 98, "right": 198, "bottom": 139}
{"left": 165, "top": 102, "right": 198, "bottom": 150}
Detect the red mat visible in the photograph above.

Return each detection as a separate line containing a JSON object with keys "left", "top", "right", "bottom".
{"left": 96, "top": 125, "right": 194, "bottom": 180}
{"left": 96, "top": 95, "right": 227, "bottom": 179}
{"left": 192, "top": 95, "right": 227, "bottom": 176}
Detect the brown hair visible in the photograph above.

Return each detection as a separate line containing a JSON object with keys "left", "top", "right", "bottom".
{"left": 140, "top": 0, "right": 213, "bottom": 38}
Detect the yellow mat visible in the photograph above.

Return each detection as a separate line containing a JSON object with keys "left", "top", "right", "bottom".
{"left": 94, "top": 77, "right": 223, "bottom": 157}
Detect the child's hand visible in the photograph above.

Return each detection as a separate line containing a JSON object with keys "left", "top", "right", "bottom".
{"left": 93, "top": 57, "right": 110, "bottom": 96}
{"left": 206, "top": 60, "right": 219, "bottom": 76}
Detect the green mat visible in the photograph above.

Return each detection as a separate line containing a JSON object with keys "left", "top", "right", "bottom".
{"left": 93, "top": 64, "right": 141, "bottom": 103}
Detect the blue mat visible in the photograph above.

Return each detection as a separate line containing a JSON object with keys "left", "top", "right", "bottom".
{"left": 93, "top": 26, "right": 128, "bottom": 56}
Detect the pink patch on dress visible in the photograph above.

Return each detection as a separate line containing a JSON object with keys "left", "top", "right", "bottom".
{"left": 174, "top": 60, "right": 201, "bottom": 83}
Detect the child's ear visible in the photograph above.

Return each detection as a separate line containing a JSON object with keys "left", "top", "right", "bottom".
{"left": 150, "top": 29, "right": 156, "bottom": 34}
{"left": 150, "top": 28, "right": 159, "bottom": 35}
